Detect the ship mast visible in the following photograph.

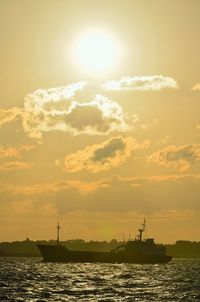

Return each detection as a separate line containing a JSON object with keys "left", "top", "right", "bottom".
{"left": 137, "top": 219, "right": 146, "bottom": 241}
{"left": 56, "top": 222, "right": 60, "bottom": 245}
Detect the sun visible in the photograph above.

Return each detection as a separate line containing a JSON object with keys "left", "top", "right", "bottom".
{"left": 72, "top": 28, "right": 121, "bottom": 75}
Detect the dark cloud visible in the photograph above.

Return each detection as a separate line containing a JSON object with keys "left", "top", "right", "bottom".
{"left": 64, "top": 136, "right": 147, "bottom": 172}
{"left": 92, "top": 137, "right": 125, "bottom": 162}
{"left": 149, "top": 144, "right": 200, "bottom": 172}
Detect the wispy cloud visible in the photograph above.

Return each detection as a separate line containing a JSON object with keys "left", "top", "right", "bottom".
{"left": 148, "top": 144, "right": 200, "bottom": 172}
{"left": 102, "top": 75, "right": 178, "bottom": 91}
{"left": 24, "top": 82, "right": 87, "bottom": 107}
{"left": 192, "top": 83, "right": 200, "bottom": 91}
{"left": 64, "top": 136, "right": 150, "bottom": 173}
{"left": 0, "top": 145, "right": 35, "bottom": 159}
{"left": 0, "top": 161, "right": 33, "bottom": 171}
{"left": 0, "top": 178, "right": 108, "bottom": 196}
{"left": 0, "top": 107, "right": 22, "bottom": 127}
{"left": 0, "top": 173, "right": 198, "bottom": 196}
{"left": 0, "top": 145, "right": 35, "bottom": 172}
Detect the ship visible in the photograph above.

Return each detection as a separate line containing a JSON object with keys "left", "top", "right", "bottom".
{"left": 37, "top": 220, "right": 172, "bottom": 264}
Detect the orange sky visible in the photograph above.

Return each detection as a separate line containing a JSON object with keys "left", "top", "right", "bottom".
{"left": 0, "top": 0, "right": 200, "bottom": 243}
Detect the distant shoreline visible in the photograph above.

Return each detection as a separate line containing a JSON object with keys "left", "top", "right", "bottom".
{"left": 0, "top": 239, "right": 200, "bottom": 259}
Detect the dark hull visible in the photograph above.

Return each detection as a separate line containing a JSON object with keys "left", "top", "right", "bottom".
{"left": 37, "top": 244, "right": 172, "bottom": 264}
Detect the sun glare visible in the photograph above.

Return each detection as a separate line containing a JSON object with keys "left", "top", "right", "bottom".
{"left": 72, "top": 29, "right": 121, "bottom": 75}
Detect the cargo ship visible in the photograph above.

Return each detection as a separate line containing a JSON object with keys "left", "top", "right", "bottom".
{"left": 37, "top": 221, "right": 172, "bottom": 264}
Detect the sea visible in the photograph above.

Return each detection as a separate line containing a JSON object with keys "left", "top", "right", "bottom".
{"left": 0, "top": 258, "right": 200, "bottom": 301}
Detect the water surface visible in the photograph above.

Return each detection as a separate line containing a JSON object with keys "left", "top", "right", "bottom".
{"left": 0, "top": 258, "right": 200, "bottom": 301}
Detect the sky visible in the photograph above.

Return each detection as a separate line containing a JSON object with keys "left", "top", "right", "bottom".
{"left": 0, "top": 0, "right": 200, "bottom": 243}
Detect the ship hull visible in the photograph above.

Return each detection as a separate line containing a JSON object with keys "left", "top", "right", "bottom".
{"left": 37, "top": 244, "right": 172, "bottom": 264}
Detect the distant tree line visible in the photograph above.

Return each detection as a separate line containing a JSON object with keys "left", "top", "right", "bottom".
{"left": 166, "top": 240, "right": 200, "bottom": 258}
{"left": 0, "top": 239, "right": 200, "bottom": 258}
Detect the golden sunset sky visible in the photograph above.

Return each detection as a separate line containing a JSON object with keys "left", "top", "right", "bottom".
{"left": 0, "top": 0, "right": 200, "bottom": 243}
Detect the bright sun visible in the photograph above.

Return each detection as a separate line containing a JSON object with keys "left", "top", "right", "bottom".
{"left": 72, "top": 29, "right": 121, "bottom": 75}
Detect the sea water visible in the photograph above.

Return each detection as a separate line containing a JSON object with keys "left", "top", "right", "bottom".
{"left": 0, "top": 258, "right": 200, "bottom": 301}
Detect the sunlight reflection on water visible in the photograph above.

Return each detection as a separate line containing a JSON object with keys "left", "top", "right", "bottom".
{"left": 0, "top": 258, "right": 200, "bottom": 301}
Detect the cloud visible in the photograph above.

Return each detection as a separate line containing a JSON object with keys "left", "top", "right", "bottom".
{"left": 102, "top": 75, "right": 178, "bottom": 91}
{"left": 0, "top": 145, "right": 35, "bottom": 172}
{"left": 0, "top": 147, "right": 20, "bottom": 159}
{"left": 23, "top": 91, "right": 129, "bottom": 138}
{"left": 0, "top": 144, "right": 35, "bottom": 159}
{"left": 0, "top": 178, "right": 109, "bottom": 196}
{"left": 0, "top": 197, "right": 198, "bottom": 242}
{"left": 0, "top": 173, "right": 197, "bottom": 198}
{"left": 64, "top": 136, "right": 150, "bottom": 173}
{"left": 22, "top": 81, "right": 88, "bottom": 138}
{"left": 0, "top": 161, "right": 33, "bottom": 171}
{"left": 192, "top": 83, "right": 200, "bottom": 91}
{"left": 24, "top": 81, "right": 87, "bottom": 108}
{"left": 1, "top": 173, "right": 200, "bottom": 241}
{"left": 1, "top": 174, "right": 200, "bottom": 211}
{"left": 0, "top": 82, "right": 129, "bottom": 138}
{"left": 0, "top": 107, "right": 22, "bottom": 127}
{"left": 1, "top": 171, "right": 200, "bottom": 241}
{"left": 148, "top": 144, "right": 200, "bottom": 172}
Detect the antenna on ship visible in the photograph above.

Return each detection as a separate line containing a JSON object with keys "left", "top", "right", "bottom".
{"left": 56, "top": 222, "right": 60, "bottom": 245}
{"left": 137, "top": 219, "right": 146, "bottom": 241}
